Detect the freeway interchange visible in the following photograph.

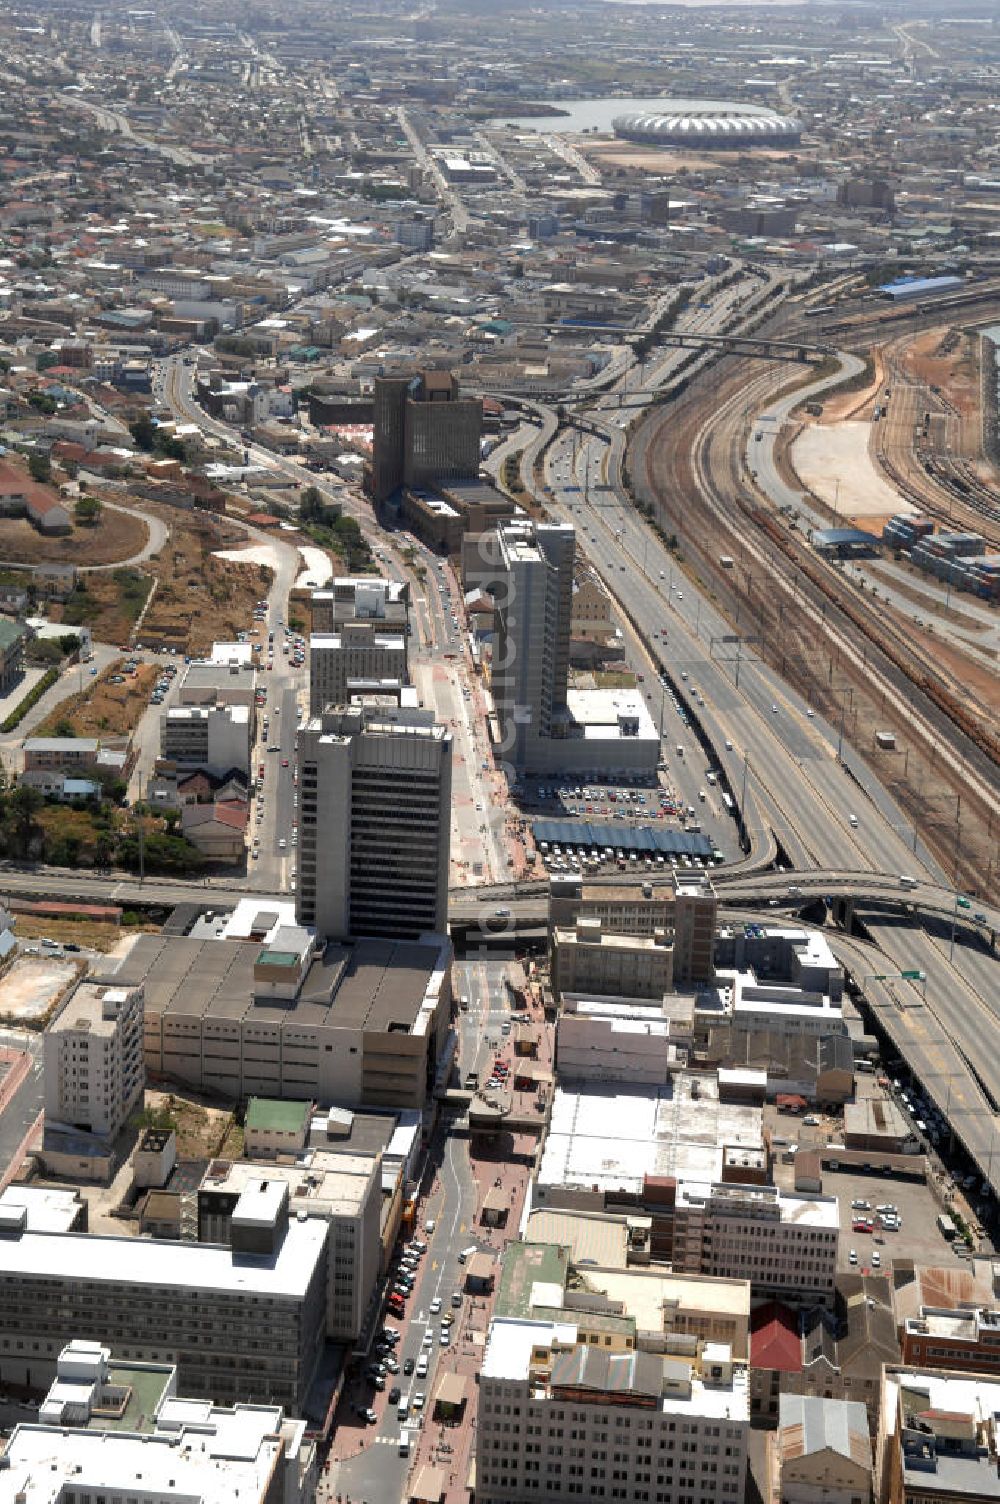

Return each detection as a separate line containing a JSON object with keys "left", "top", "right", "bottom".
{"left": 494, "top": 268, "right": 1000, "bottom": 1201}
{"left": 61, "top": 259, "right": 1000, "bottom": 1206}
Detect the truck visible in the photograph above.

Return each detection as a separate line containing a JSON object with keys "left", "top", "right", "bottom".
{"left": 937, "top": 1214, "right": 957, "bottom": 1241}
{"left": 875, "top": 730, "right": 896, "bottom": 751}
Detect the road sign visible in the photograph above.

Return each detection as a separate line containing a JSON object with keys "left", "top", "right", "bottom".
{"left": 900, "top": 969, "right": 924, "bottom": 980}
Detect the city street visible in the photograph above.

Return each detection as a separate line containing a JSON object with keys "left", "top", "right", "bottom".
{"left": 320, "top": 958, "right": 553, "bottom": 1504}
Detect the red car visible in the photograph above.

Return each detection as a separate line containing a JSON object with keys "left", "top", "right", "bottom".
{"left": 852, "top": 1219, "right": 873, "bottom": 1233}
{"left": 282, "top": 759, "right": 289, "bottom": 767}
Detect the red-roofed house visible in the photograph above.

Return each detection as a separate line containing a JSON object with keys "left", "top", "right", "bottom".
{"left": 181, "top": 799, "right": 247, "bottom": 863}
{"left": 751, "top": 1300, "right": 802, "bottom": 1423}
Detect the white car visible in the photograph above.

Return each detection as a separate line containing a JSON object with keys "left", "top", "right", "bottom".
{"left": 430, "top": 1298, "right": 441, "bottom": 1315}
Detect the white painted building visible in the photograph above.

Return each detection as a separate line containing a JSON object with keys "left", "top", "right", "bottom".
{"left": 478, "top": 1317, "right": 749, "bottom": 1504}
{"left": 673, "top": 1181, "right": 839, "bottom": 1307}
{"left": 43, "top": 983, "right": 144, "bottom": 1140}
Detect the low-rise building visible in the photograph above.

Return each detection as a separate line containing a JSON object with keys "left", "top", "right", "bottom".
{"left": 774, "top": 1394, "right": 871, "bottom": 1504}
{"left": 23, "top": 735, "right": 99, "bottom": 773}
{"left": 548, "top": 873, "right": 717, "bottom": 984}
{"left": 244, "top": 1095, "right": 312, "bottom": 1159}
{"left": 698, "top": 927, "right": 845, "bottom": 1047}
{"left": 877, "top": 1366, "right": 1000, "bottom": 1504}
{"left": 799, "top": 1276, "right": 900, "bottom": 1426}
{"left": 180, "top": 798, "right": 248, "bottom": 862}
{"left": 900, "top": 1304, "right": 1000, "bottom": 1378}
{"left": 478, "top": 1309, "right": 749, "bottom": 1504}
{"left": 750, "top": 1301, "right": 802, "bottom": 1423}
{"left": 0, "top": 617, "right": 26, "bottom": 692}
{"left": 551, "top": 917, "right": 674, "bottom": 1002}
{"left": 109, "top": 927, "right": 452, "bottom": 1109}
{"left": 161, "top": 702, "right": 251, "bottom": 777}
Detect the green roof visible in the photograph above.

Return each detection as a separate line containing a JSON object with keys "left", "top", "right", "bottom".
{"left": 256, "top": 947, "right": 300, "bottom": 968}
{"left": 495, "top": 1241, "right": 570, "bottom": 1320}
{"left": 246, "top": 1096, "right": 311, "bottom": 1134}
{"left": 95, "top": 1363, "right": 174, "bottom": 1432}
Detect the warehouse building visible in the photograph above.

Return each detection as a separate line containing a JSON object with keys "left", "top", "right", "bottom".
{"left": 102, "top": 924, "right": 453, "bottom": 1109}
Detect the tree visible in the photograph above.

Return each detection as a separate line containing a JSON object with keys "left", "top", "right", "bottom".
{"left": 129, "top": 414, "right": 156, "bottom": 452}
{"left": 27, "top": 452, "right": 51, "bottom": 484}
{"left": 74, "top": 496, "right": 103, "bottom": 526}
{"left": 9, "top": 785, "right": 43, "bottom": 859}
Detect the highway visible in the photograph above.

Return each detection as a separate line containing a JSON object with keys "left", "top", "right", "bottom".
{"left": 497, "top": 272, "right": 1000, "bottom": 1199}
{"left": 144, "top": 271, "right": 1000, "bottom": 1203}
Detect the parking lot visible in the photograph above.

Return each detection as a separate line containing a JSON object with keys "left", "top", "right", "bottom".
{"left": 516, "top": 774, "right": 726, "bottom": 878}
{"left": 766, "top": 1090, "right": 976, "bottom": 1276}
{"left": 824, "top": 1165, "right": 968, "bottom": 1272}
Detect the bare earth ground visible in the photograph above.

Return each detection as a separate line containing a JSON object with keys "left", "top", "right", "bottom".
{"left": 144, "top": 1086, "right": 240, "bottom": 1159}
{"left": 12, "top": 914, "right": 157, "bottom": 953}
{"left": 902, "top": 327, "right": 980, "bottom": 421}
{"left": 0, "top": 510, "right": 148, "bottom": 566}
{"left": 139, "top": 509, "right": 270, "bottom": 655}
{"left": 38, "top": 661, "right": 158, "bottom": 737}
{"left": 791, "top": 421, "right": 915, "bottom": 520}
{"left": 0, "top": 955, "right": 79, "bottom": 1024}
{"left": 578, "top": 139, "right": 793, "bottom": 174}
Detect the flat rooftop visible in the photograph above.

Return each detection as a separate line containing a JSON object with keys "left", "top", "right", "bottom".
{"left": 5, "top": 1402, "right": 292, "bottom": 1503}
{"left": 482, "top": 1317, "right": 749, "bottom": 1420}
{"left": 0, "top": 1216, "right": 327, "bottom": 1298}
{"left": 201, "top": 1152, "right": 377, "bottom": 1217}
{"left": 49, "top": 981, "right": 134, "bottom": 1038}
{"left": 582, "top": 1266, "right": 751, "bottom": 1341}
{"left": 675, "top": 1179, "right": 840, "bottom": 1228}
{"left": 103, "top": 932, "right": 444, "bottom": 1036}
{"left": 537, "top": 1079, "right": 762, "bottom": 1199}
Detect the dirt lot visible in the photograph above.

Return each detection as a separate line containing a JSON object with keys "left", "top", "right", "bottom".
{"left": 902, "top": 327, "right": 981, "bottom": 421}
{"left": 38, "top": 660, "right": 157, "bottom": 738}
{"left": 0, "top": 509, "right": 148, "bottom": 566}
{"left": 138, "top": 510, "right": 271, "bottom": 655}
{"left": 50, "top": 570, "right": 151, "bottom": 646}
{"left": 12, "top": 913, "right": 156, "bottom": 954}
{"left": 0, "top": 954, "right": 79, "bottom": 1026}
{"left": 579, "top": 140, "right": 792, "bottom": 174}
{"left": 144, "top": 1087, "right": 240, "bottom": 1159}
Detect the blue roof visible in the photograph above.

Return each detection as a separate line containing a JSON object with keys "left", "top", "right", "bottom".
{"left": 533, "top": 819, "right": 714, "bottom": 858}
{"left": 813, "top": 527, "right": 881, "bottom": 547}
{"left": 879, "top": 274, "right": 963, "bottom": 299}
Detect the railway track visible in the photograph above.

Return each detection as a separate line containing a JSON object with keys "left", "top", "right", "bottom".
{"left": 631, "top": 352, "right": 999, "bottom": 896}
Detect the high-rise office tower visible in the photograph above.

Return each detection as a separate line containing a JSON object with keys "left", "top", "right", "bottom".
{"left": 492, "top": 519, "right": 576, "bottom": 770}
{"left": 295, "top": 701, "right": 452, "bottom": 940}
{"left": 370, "top": 369, "right": 483, "bottom": 502}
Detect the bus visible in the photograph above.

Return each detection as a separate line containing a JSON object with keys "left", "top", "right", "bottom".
{"left": 937, "top": 1214, "right": 957, "bottom": 1241}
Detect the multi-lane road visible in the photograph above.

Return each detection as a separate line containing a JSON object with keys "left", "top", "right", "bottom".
{"left": 501, "top": 270, "right": 1000, "bottom": 1194}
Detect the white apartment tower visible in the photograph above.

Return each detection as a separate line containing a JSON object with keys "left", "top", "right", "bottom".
{"left": 493, "top": 519, "right": 575, "bottom": 771}
{"left": 296, "top": 701, "right": 452, "bottom": 940}
{"left": 43, "top": 983, "right": 144, "bottom": 1139}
